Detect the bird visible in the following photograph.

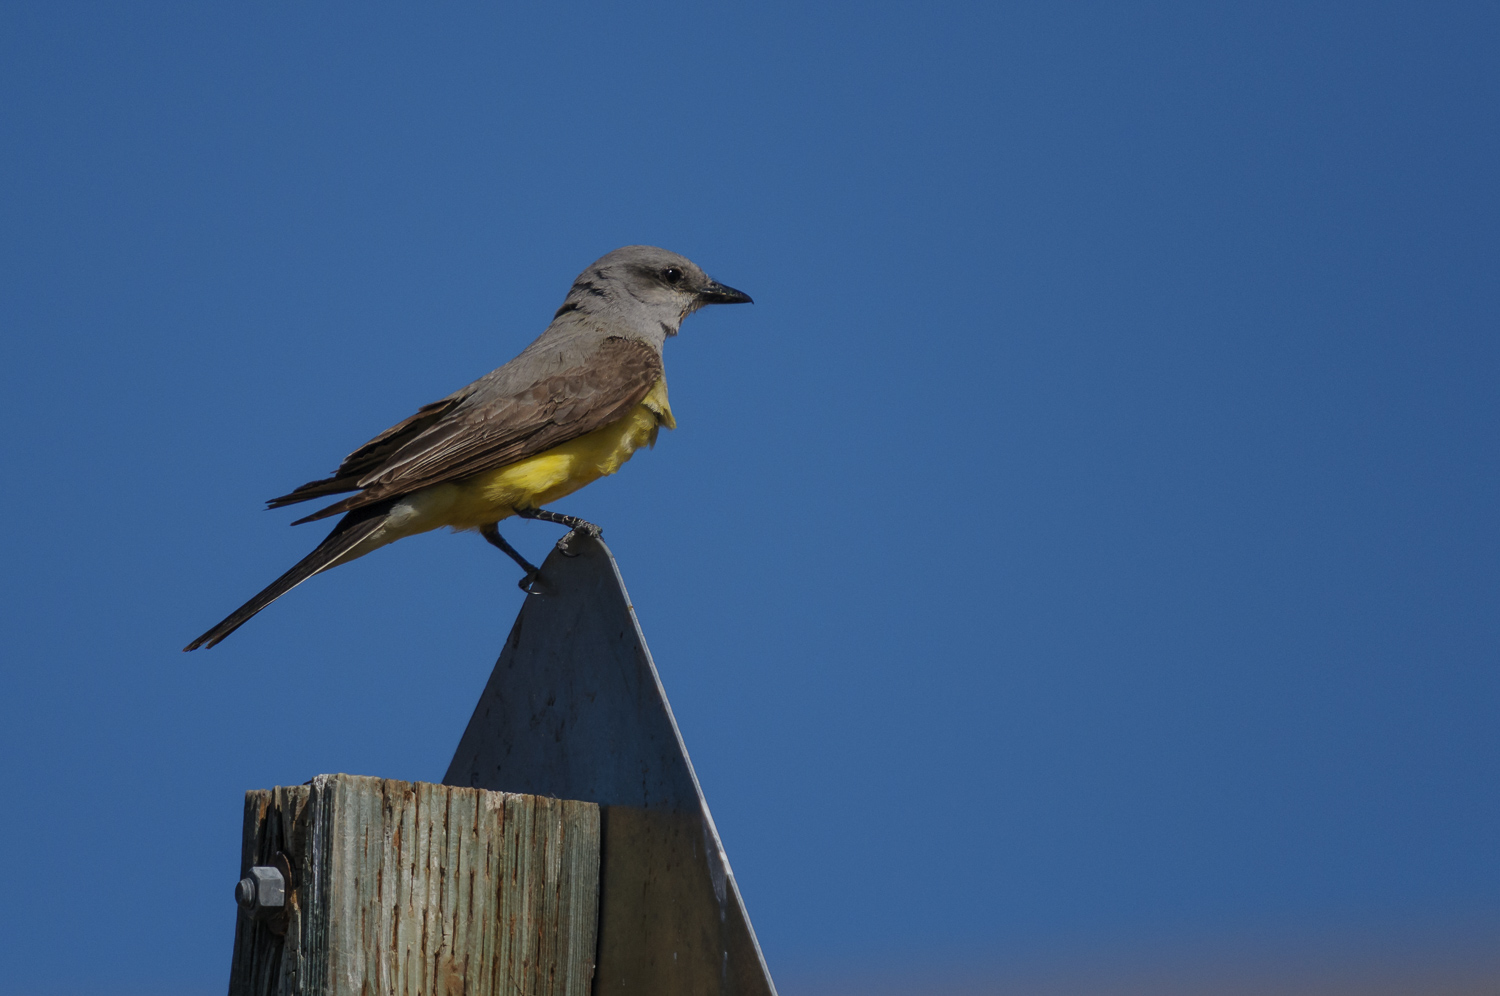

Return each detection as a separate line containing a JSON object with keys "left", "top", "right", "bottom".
{"left": 184, "top": 245, "right": 752, "bottom": 651}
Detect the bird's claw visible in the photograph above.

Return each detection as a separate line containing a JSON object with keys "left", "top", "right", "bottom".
{"left": 518, "top": 571, "right": 550, "bottom": 596}
{"left": 556, "top": 524, "right": 602, "bottom": 557}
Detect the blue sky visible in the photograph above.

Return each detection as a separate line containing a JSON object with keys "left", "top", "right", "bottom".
{"left": 1, "top": 3, "right": 1497, "bottom": 992}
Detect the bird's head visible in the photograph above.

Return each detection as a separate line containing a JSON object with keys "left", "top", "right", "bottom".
{"left": 557, "top": 245, "right": 752, "bottom": 334}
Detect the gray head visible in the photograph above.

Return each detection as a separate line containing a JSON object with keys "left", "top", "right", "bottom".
{"left": 554, "top": 245, "right": 752, "bottom": 338}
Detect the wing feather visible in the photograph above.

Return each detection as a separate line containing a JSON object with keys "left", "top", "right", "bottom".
{"left": 285, "top": 337, "right": 662, "bottom": 524}
{"left": 266, "top": 396, "right": 465, "bottom": 508}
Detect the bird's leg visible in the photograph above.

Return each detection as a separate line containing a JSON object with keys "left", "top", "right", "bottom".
{"left": 479, "top": 522, "right": 546, "bottom": 594}
{"left": 513, "top": 507, "right": 602, "bottom": 557}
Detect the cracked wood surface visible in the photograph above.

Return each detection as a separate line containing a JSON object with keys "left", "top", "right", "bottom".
{"left": 227, "top": 774, "right": 599, "bottom": 996}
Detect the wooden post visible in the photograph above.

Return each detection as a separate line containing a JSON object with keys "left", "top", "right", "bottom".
{"left": 227, "top": 773, "right": 600, "bottom": 996}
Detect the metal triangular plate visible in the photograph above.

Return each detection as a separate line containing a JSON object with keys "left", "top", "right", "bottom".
{"left": 445, "top": 535, "right": 777, "bottom": 996}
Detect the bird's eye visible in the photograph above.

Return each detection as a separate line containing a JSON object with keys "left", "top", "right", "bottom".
{"left": 663, "top": 267, "right": 683, "bottom": 284}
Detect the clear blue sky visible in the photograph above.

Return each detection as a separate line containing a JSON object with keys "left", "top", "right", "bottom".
{"left": 1, "top": 3, "right": 1496, "bottom": 993}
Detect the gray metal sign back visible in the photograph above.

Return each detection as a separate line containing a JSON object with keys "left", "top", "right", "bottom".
{"left": 444, "top": 536, "right": 778, "bottom": 996}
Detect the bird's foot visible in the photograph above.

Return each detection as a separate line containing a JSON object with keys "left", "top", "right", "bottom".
{"left": 514, "top": 507, "right": 602, "bottom": 557}
{"left": 557, "top": 522, "right": 603, "bottom": 557}
{"left": 480, "top": 522, "right": 548, "bottom": 591}
{"left": 517, "top": 570, "right": 551, "bottom": 595}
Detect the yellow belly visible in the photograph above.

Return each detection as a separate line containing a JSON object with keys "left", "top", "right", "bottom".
{"left": 425, "top": 377, "right": 674, "bottom": 531}
{"left": 321, "top": 380, "right": 675, "bottom": 570}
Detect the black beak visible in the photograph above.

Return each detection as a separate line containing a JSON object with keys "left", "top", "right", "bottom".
{"left": 697, "top": 279, "right": 753, "bottom": 305}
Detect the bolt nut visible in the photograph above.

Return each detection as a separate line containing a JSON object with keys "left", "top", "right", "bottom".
{"left": 234, "top": 865, "right": 286, "bottom": 911}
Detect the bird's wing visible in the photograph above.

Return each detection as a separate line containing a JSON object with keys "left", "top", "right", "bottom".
{"left": 266, "top": 396, "right": 467, "bottom": 509}
{"left": 276, "top": 336, "right": 663, "bottom": 524}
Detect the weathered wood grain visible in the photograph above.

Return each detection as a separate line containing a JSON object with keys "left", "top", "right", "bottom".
{"left": 227, "top": 774, "right": 599, "bottom": 996}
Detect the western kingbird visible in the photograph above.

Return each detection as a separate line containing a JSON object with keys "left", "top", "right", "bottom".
{"left": 184, "top": 246, "right": 751, "bottom": 651}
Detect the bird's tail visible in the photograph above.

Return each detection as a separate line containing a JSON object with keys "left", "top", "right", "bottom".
{"left": 183, "top": 506, "right": 392, "bottom": 651}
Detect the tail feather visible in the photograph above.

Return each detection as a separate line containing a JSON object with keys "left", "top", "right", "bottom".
{"left": 184, "top": 508, "right": 390, "bottom": 651}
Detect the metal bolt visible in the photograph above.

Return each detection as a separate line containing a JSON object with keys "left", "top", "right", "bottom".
{"left": 234, "top": 865, "right": 287, "bottom": 911}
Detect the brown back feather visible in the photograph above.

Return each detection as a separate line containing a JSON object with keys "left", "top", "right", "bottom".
{"left": 286, "top": 337, "right": 663, "bottom": 525}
